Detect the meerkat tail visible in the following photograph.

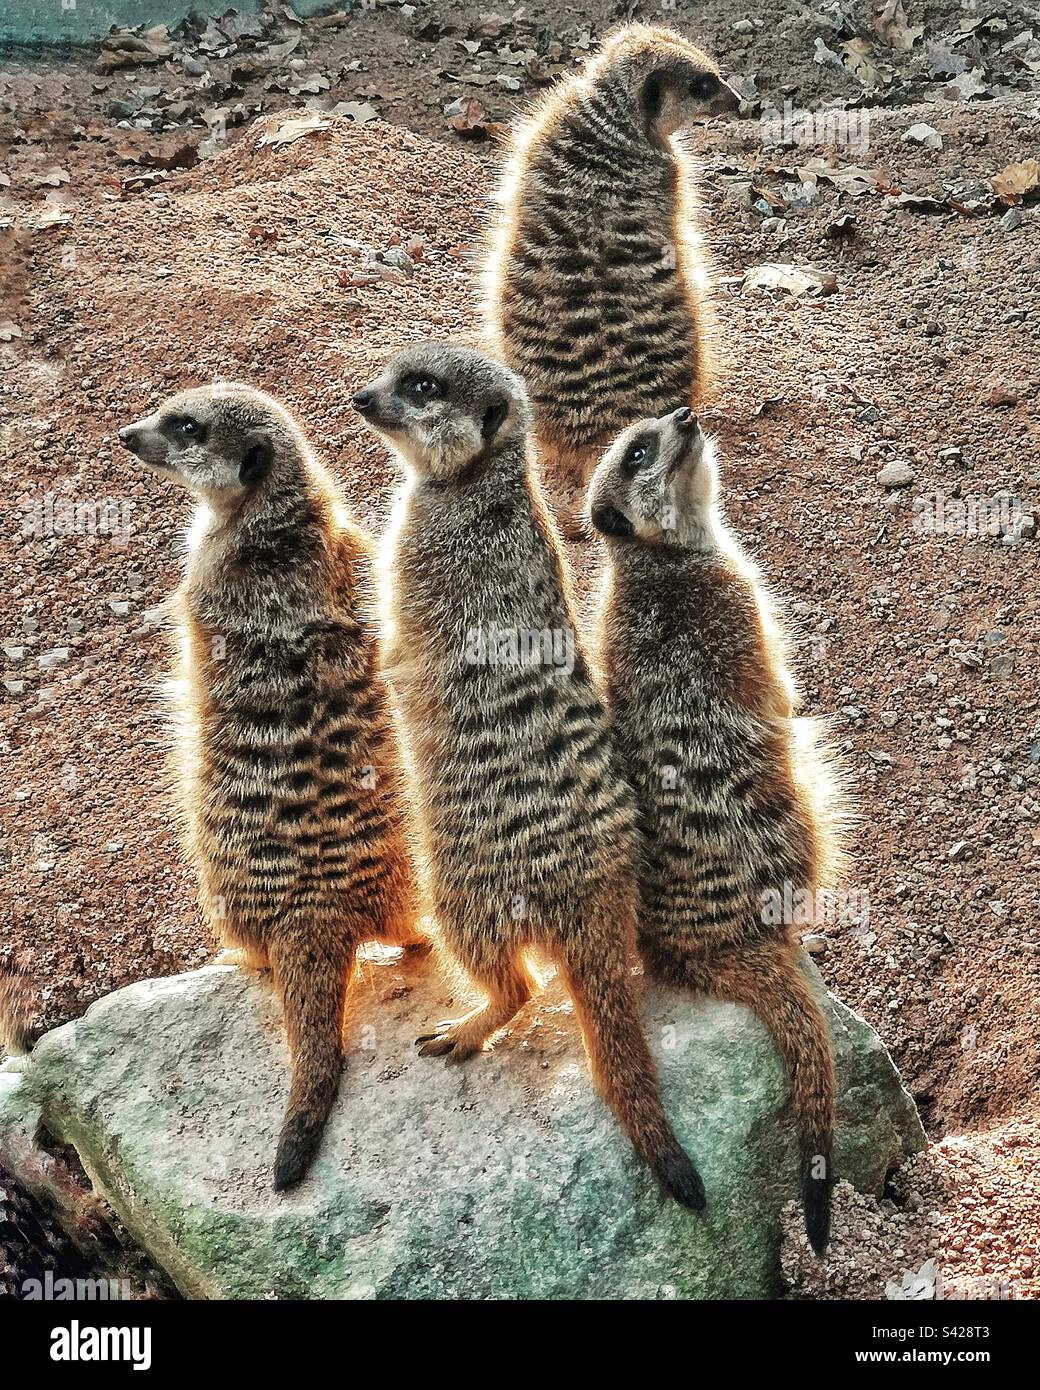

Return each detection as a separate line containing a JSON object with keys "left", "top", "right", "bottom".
{"left": 677, "top": 945, "right": 835, "bottom": 1252}
{"left": 269, "top": 939, "right": 353, "bottom": 1192}
{"left": 558, "top": 939, "right": 706, "bottom": 1211}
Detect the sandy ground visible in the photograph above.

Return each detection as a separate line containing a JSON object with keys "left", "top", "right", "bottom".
{"left": 2, "top": 2, "right": 1039, "bottom": 1298}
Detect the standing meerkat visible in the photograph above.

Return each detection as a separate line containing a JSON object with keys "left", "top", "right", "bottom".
{"left": 119, "top": 384, "right": 424, "bottom": 1190}
{"left": 587, "top": 406, "right": 848, "bottom": 1253}
{"left": 353, "top": 342, "right": 705, "bottom": 1210}
{"left": 483, "top": 24, "right": 741, "bottom": 518}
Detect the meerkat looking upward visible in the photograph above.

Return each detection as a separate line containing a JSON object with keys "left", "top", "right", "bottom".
{"left": 353, "top": 342, "right": 705, "bottom": 1210}
{"left": 588, "top": 407, "right": 847, "bottom": 1253}
{"left": 119, "top": 384, "right": 423, "bottom": 1190}
{"left": 484, "top": 24, "right": 740, "bottom": 519}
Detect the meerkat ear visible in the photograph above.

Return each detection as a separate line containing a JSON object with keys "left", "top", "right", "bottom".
{"left": 642, "top": 72, "right": 664, "bottom": 121}
{"left": 239, "top": 438, "right": 274, "bottom": 486}
{"left": 481, "top": 398, "right": 509, "bottom": 442}
{"left": 591, "top": 502, "right": 634, "bottom": 538}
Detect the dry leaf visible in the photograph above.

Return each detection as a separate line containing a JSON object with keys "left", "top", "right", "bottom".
{"left": 873, "top": 0, "right": 923, "bottom": 51}
{"left": 34, "top": 205, "right": 72, "bottom": 229}
{"left": 742, "top": 264, "right": 838, "bottom": 299}
{"left": 258, "top": 111, "right": 332, "bottom": 148}
{"left": 96, "top": 27, "right": 173, "bottom": 73}
{"left": 443, "top": 96, "right": 504, "bottom": 139}
{"left": 943, "top": 69, "right": 989, "bottom": 101}
{"left": 333, "top": 101, "right": 378, "bottom": 124}
{"left": 991, "top": 158, "right": 1040, "bottom": 203}
{"left": 842, "top": 38, "right": 885, "bottom": 87}
{"left": 34, "top": 166, "right": 70, "bottom": 187}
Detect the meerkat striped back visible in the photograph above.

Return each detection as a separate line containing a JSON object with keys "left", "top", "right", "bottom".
{"left": 485, "top": 25, "right": 739, "bottom": 489}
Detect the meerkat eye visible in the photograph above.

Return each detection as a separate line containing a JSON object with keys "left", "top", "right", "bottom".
{"left": 622, "top": 434, "right": 657, "bottom": 473}
{"left": 173, "top": 416, "right": 202, "bottom": 439}
{"left": 689, "top": 73, "right": 720, "bottom": 100}
{"left": 400, "top": 374, "right": 445, "bottom": 404}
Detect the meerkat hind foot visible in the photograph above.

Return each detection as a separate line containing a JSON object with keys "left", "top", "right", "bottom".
{"left": 213, "top": 947, "right": 268, "bottom": 971}
{"left": 415, "top": 1006, "right": 514, "bottom": 1063}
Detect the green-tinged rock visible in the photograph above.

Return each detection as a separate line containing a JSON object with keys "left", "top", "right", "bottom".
{"left": 6, "top": 956, "right": 924, "bottom": 1300}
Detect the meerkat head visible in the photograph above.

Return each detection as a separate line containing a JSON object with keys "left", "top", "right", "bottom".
{"left": 588, "top": 406, "right": 719, "bottom": 551}
{"left": 591, "top": 25, "right": 741, "bottom": 138}
{"left": 118, "top": 383, "right": 297, "bottom": 508}
{"left": 352, "top": 342, "right": 528, "bottom": 482}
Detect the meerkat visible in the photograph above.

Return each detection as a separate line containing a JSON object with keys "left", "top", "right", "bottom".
{"left": 0, "top": 967, "right": 34, "bottom": 1056}
{"left": 352, "top": 342, "right": 704, "bottom": 1210}
{"left": 119, "top": 384, "right": 424, "bottom": 1190}
{"left": 483, "top": 24, "right": 741, "bottom": 522}
{"left": 587, "top": 406, "right": 848, "bottom": 1253}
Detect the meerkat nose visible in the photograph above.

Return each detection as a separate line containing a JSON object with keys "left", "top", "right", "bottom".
{"left": 673, "top": 407, "right": 697, "bottom": 432}
{"left": 351, "top": 390, "right": 374, "bottom": 414}
{"left": 118, "top": 425, "right": 140, "bottom": 450}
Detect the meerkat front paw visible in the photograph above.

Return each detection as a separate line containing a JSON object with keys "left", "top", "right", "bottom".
{"left": 212, "top": 947, "right": 269, "bottom": 971}
{"left": 415, "top": 1014, "right": 489, "bottom": 1063}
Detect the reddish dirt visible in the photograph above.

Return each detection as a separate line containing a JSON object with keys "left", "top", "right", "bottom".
{"left": 2, "top": 2, "right": 1039, "bottom": 1299}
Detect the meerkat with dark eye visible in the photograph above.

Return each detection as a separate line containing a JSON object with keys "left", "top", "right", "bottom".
{"left": 119, "top": 384, "right": 425, "bottom": 1191}
{"left": 483, "top": 23, "right": 740, "bottom": 525}
{"left": 588, "top": 408, "right": 849, "bottom": 1254}
{"left": 353, "top": 342, "right": 705, "bottom": 1211}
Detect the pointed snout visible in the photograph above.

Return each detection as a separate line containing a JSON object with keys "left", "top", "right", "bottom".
{"left": 118, "top": 423, "right": 142, "bottom": 454}
{"left": 712, "top": 79, "right": 743, "bottom": 117}
{"left": 351, "top": 390, "right": 374, "bottom": 414}
{"left": 672, "top": 406, "right": 699, "bottom": 434}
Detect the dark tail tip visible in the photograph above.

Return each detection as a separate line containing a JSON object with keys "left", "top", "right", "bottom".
{"left": 272, "top": 1112, "right": 324, "bottom": 1192}
{"left": 802, "top": 1168, "right": 832, "bottom": 1255}
{"left": 656, "top": 1144, "right": 707, "bottom": 1212}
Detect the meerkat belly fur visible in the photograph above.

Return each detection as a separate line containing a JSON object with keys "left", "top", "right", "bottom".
{"left": 119, "top": 383, "right": 423, "bottom": 1190}
{"left": 484, "top": 24, "right": 740, "bottom": 502}
{"left": 588, "top": 407, "right": 849, "bottom": 1253}
{"left": 353, "top": 342, "right": 704, "bottom": 1209}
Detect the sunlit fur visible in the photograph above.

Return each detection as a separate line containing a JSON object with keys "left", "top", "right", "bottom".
{"left": 483, "top": 24, "right": 740, "bottom": 507}
{"left": 0, "top": 968, "right": 34, "bottom": 1055}
{"left": 358, "top": 343, "right": 705, "bottom": 1210}
{"left": 589, "top": 409, "right": 853, "bottom": 1253}
{"left": 121, "top": 383, "right": 424, "bottom": 1190}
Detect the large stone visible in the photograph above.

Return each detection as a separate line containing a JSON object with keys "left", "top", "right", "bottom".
{"left": 1, "top": 955, "right": 924, "bottom": 1300}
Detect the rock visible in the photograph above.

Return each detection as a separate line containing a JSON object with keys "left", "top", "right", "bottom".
{"left": 947, "top": 841, "right": 974, "bottom": 861}
{"left": 982, "top": 383, "right": 1019, "bottom": 407}
{"left": 903, "top": 123, "right": 942, "bottom": 150}
{"left": 2, "top": 961, "right": 925, "bottom": 1300}
{"left": 877, "top": 460, "right": 915, "bottom": 489}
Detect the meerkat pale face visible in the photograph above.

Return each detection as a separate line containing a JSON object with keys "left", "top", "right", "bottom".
{"left": 352, "top": 342, "right": 527, "bottom": 481}
{"left": 588, "top": 406, "right": 718, "bottom": 549}
{"left": 642, "top": 56, "right": 741, "bottom": 136}
{"left": 118, "top": 384, "right": 285, "bottom": 504}
{"left": 594, "top": 28, "right": 741, "bottom": 138}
